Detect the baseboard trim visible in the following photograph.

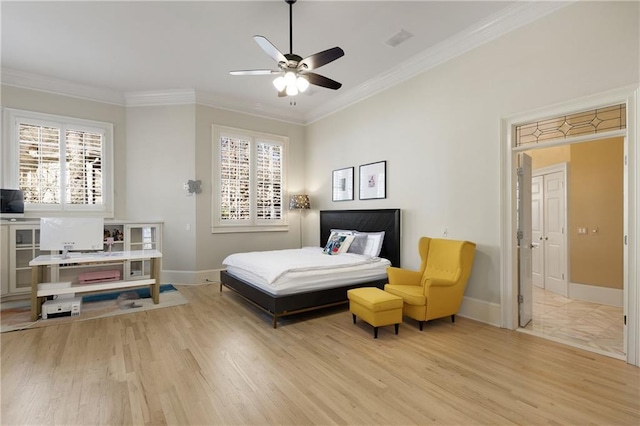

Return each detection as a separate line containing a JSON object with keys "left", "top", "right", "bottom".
{"left": 162, "top": 269, "right": 222, "bottom": 285}
{"left": 568, "top": 282, "right": 623, "bottom": 307}
{"left": 458, "top": 296, "right": 502, "bottom": 327}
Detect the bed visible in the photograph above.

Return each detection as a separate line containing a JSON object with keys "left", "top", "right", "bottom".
{"left": 219, "top": 209, "right": 401, "bottom": 328}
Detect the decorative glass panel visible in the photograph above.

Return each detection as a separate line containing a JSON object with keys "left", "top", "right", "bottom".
{"left": 516, "top": 104, "right": 626, "bottom": 147}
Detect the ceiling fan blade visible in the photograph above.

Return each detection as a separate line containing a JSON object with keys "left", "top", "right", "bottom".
{"left": 230, "top": 69, "right": 278, "bottom": 76}
{"left": 253, "top": 35, "right": 287, "bottom": 65}
{"left": 303, "top": 72, "right": 342, "bottom": 90}
{"left": 298, "top": 47, "right": 344, "bottom": 71}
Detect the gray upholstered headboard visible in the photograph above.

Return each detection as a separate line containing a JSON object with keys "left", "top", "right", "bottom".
{"left": 319, "top": 209, "right": 401, "bottom": 267}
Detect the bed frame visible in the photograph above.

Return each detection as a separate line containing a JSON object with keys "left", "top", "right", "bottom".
{"left": 220, "top": 208, "right": 401, "bottom": 328}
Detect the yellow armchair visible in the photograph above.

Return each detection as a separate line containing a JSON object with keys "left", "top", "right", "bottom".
{"left": 384, "top": 237, "right": 476, "bottom": 330}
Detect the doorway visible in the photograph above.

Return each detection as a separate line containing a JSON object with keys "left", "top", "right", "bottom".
{"left": 522, "top": 140, "right": 624, "bottom": 359}
{"left": 500, "top": 86, "right": 638, "bottom": 366}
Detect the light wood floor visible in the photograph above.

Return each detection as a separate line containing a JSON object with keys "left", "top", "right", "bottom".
{"left": 2, "top": 284, "right": 639, "bottom": 425}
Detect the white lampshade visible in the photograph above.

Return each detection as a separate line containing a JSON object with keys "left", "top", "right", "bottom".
{"left": 273, "top": 76, "right": 286, "bottom": 91}
{"left": 284, "top": 71, "right": 296, "bottom": 85}
{"left": 296, "top": 76, "right": 309, "bottom": 92}
{"left": 286, "top": 84, "right": 298, "bottom": 96}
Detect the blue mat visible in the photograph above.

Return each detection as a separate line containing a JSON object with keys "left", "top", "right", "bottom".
{"left": 82, "top": 284, "right": 177, "bottom": 303}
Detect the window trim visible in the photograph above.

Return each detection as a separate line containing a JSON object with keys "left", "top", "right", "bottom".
{"left": 211, "top": 124, "right": 288, "bottom": 234}
{"left": 2, "top": 108, "right": 114, "bottom": 217}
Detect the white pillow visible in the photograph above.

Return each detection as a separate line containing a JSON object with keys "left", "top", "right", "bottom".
{"left": 360, "top": 231, "right": 385, "bottom": 257}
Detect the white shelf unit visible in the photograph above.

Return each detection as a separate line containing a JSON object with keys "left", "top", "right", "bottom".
{"left": 37, "top": 279, "right": 156, "bottom": 298}
{"left": 1, "top": 220, "right": 162, "bottom": 297}
{"left": 124, "top": 224, "right": 161, "bottom": 280}
{"left": 29, "top": 250, "right": 162, "bottom": 321}
{"left": 8, "top": 224, "right": 48, "bottom": 294}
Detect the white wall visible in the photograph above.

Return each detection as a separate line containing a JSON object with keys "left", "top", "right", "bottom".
{"left": 125, "top": 105, "right": 197, "bottom": 278}
{"left": 304, "top": 1, "right": 639, "bottom": 308}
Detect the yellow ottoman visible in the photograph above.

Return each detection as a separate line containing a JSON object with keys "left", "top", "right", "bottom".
{"left": 347, "top": 287, "right": 403, "bottom": 338}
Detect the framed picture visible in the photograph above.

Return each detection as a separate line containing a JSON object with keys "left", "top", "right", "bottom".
{"left": 332, "top": 167, "right": 354, "bottom": 201}
{"left": 359, "top": 161, "right": 386, "bottom": 200}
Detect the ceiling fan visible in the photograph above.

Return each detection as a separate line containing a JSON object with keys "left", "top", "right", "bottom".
{"left": 230, "top": 0, "right": 344, "bottom": 97}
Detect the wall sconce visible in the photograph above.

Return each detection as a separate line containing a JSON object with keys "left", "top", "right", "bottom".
{"left": 184, "top": 179, "right": 202, "bottom": 195}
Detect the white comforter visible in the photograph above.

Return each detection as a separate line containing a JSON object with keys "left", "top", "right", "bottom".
{"left": 222, "top": 247, "right": 390, "bottom": 295}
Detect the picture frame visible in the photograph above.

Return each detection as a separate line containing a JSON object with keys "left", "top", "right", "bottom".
{"left": 359, "top": 161, "right": 386, "bottom": 200}
{"left": 332, "top": 167, "right": 354, "bottom": 201}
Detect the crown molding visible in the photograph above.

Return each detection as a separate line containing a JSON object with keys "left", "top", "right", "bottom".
{"left": 1, "top": 67, "right": 125, "bottom": 105}
{"left": 304, "top": 1, "right": 574, "bottom": 124}
{"left": 125, "top": 89, "right": 196, "bottom": 106}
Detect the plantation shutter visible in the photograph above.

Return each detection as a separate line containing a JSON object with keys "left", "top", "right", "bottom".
{"left": 6, "top": 109, "right": 113, "bottom": 215}
{"left": 255, "top": 141, "right": 283, "bottom": 220}
{"left": 219, "top": 136, "right": 251, "bottom": 221}
{"left": 65, "top": 129, "right": 104, "bottom": 206}
{"left": 17, "top": 121, "right": 105, "bottom": 207}
{"left": 212, "top": 125, "right": 288, "bottom": 232}
{"left": 18, "top": 123, "right": 61, "bottom": 204}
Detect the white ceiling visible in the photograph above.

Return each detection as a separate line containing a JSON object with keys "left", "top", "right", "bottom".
{"left": 1, "top": 1, "right": 568, "bottom": 124}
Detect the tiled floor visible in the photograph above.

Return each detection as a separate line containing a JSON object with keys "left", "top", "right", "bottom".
{"left": 520, "top": 286, "right": 625, "bottom": 360}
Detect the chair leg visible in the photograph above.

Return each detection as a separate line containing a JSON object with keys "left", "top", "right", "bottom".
{"left": 419, "top": 321, "right": 424, "bottom": 331}
{"left": 451, "top": 314, "right": 455, "bottom": 323}
{"left": 374, "top": 327, "right": 379, "bottom": 339}
{"left": 352, "top": 313, "right": 356, "bottom": 324}
{"left": 394, "top": 323, "right": 399, "bottom": 335}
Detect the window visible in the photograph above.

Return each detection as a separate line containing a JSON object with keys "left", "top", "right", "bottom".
{"left": 2, "top": 109, "right": 114, "bottom": 216}
{"left": 212, "top": 125, "right": 287, "bottom": 233}
{"left": 515, "top": 104, "right": 626, "bottom": 147}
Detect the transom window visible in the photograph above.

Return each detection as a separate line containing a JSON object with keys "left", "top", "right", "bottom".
{"left": 212, "top": 125, "right": 287, "bottom": 233}
{"left": 2, "top": 109, "right": 114, "bottom": 215}
{"left": 515, "top": 104, "right": 626, "bottom": 147}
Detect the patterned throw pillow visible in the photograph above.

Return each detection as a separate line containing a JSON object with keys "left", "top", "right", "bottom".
{"left": 323, "top": 233, "right": 355, "bottom": 255}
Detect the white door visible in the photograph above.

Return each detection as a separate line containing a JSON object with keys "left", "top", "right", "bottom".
{"left": 518, "top": 154, "right": 533, "bottom": 327}
{"left": 542, "top": 171, "right": 567, "bottom": 296}
{"left": 531, "top": 175, "right": 544, "bottom": 288}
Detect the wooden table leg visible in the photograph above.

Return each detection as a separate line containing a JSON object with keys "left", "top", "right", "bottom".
{"left": 151, "top": 257, "right": 160, "bottom": 304}
{"left": 31, "top": 265, "right": 40, "bottom": 321}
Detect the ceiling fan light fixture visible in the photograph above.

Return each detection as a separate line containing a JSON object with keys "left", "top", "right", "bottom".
{"left": 296, "top": 76, "right": 309, "bottom": 92}
{"left": 286, "top": 84, "right": 299, "bottom": 96}
{"left": 230, "top": 0, "right": 343, "bottom": 97}
{"left": 284, "top": 71, "right": 297, "bottom": 84}
{"left": 273, "top": 76, "right": 286, "bottom": 91}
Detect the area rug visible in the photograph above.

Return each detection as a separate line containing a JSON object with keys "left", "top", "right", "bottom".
{"left": 1, "top": 284, "right": 188, "bottom": 333}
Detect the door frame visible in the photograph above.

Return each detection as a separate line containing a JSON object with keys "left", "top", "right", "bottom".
{"left": 532, "top": 163, "right": 569, "bottom": 297}
{"left": 500, "top": 85, "right": 638, "bottom": 366}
